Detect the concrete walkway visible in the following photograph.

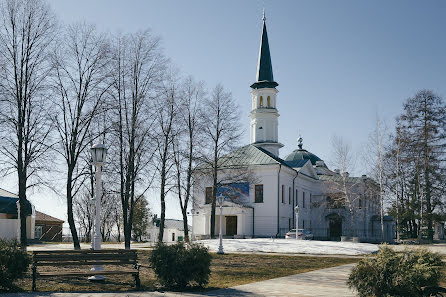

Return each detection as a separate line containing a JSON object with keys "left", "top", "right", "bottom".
{"left": 4, "top": 263, "right": 357, "bottom": 297}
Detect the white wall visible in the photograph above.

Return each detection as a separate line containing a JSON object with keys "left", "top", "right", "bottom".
{"left": 0, "top": 219, "right": 18, "bottom": 240}
{"left": 0, "top": 216, "right": 35, "bottom": 240}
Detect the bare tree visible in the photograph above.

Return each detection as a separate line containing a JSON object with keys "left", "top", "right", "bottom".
{"left": 73, "top": 188, "right": 94, "bottom": 242}
{"left": 0, "top": 0, "right": 56, "bottom": 248}
{"left": 153, "top": 72, "right": 179, "bottom": 242}
{"left": 51, "top": 23, "right": 109, "bottom": 249}
{"left": 109, "top": 31, "right": 166, "bottom": 249}
{"left": 201, "top": 84, "right": 243, "bottom": 238}
{"left": 172, "top": 77, "right": 206, "bottom": 241}
{"left": 364, "top": 115, "right": 387, "bottom": 241}
{"left": 327, "top": 135, "right": 361, "bottom": 238}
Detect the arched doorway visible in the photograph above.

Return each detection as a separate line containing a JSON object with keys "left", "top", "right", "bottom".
{"left": 326, "top": 213, "right": 343, "bottom": 240}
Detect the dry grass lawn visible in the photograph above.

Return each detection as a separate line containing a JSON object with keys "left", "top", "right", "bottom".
{"left": 10, "top": 251, "right": 358, "bottom": 292}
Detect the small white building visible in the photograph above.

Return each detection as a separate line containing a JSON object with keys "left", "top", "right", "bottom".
{"left": 0, "top": 188, "right": 35, "bottom": 240}
{"left": 146, "top": 218, "right": 191, "bottom": 243}
{"left": 191, "top": 16, "right": 394, "bottom": 243}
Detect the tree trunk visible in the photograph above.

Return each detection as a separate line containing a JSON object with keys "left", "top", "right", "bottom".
{"left": 67, "top": 168, "right": 81, "bottom": 249}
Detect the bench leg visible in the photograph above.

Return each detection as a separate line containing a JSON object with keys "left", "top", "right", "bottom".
{"left": 32, "top": 265, "right": 36, "bottom": 291}
{"left": 135, "top": 273, "right": 141, "bottom": 290}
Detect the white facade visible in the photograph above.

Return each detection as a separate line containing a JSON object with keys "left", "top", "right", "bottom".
{"left": 192, "top": 154, "right": 394, "bottom": 242}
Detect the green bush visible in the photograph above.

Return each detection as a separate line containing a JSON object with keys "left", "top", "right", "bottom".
{"left": 150, "top": 242, "right": 211, "bottom": 288}
{"left": 347, "top": 245, "right": 443, "bottom": 297}
{"left": 0, "top": 239, "right": 30, "bottom": 291}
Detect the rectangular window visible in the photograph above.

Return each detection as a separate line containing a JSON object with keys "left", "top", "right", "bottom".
{"left": 35, "top": 226, "right": 42, "bottom": 239}
{"left": 281, "top": 185, "right": 285, "bottom": 203}
{"left": 303, "top": 192, "right": 306, "bottom": 208}
{"left": 255, "top": 184, "right": 263, "bottom": 203}
{"left": 205, "top": 187, "right": 212, "bottom": 204}
{"left": 288, "top": 187, "right": 291, "bottom": 204}
{"left": 172, "top": 233, "right": 175, "bottom": 242}
{"left": 302, "top": 219, "right": 305, "bottom": 229}
{"left": 359, "top": 199, "right": 362, "bottom": 209}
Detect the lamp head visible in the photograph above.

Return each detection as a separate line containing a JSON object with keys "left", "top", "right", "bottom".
{"left": 91, "top": 143, "right": 108, "bottom": 165}
{"left": 217, "top": 194, "right": 224, "bottom": 206}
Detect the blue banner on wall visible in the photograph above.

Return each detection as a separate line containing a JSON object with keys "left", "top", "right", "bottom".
{"left": 217, "top": 182, "right": 249, "bottom": 203}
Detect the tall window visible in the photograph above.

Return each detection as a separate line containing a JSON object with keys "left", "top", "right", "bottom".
{"left": 172, "top": 233, "right": 175, "bottom": 242}
{"left": 288, "top": 187, "right": 291, "bottom": 204}
{"left": 358, "top": 199, "right": 362, "bottom": 209}
{"left": 205, "top": 187, "right": 212, "bottom": 204}
{"left": 267, "top": 96, "right": 271, "bottom": 107}
{"left": 281, "top": 185, "right": 285, "bottom": 203}
{"left": 260, "top": 96, "right": 263, "bottom": 107}
{"left": 303, "top": 192, "right": 306, "bottom": 208}
{"left": 255, "top": 184, "right": 263, "bottom": 203}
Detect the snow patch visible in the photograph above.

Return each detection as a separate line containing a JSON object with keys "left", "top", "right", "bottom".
{"left": 197, "top": 238, "right": 379, "bottom": 255}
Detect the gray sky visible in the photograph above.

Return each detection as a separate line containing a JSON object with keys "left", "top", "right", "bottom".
{"left": 4, "top": 0, "right": 446, "bottom": 225}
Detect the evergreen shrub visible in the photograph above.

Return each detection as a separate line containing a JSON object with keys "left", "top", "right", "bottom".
{"left": 0, "top": 239, "right": 30, "bottom": 290}
{"left": 347, "top": 245, "right": 443, "bottom": 297}
{"left": 150, "top": 242, "right": 211, "bottom": 288}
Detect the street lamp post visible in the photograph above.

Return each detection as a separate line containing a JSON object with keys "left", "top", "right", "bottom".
{"left": 190, "top": 208, "right": 196, "bottom": 241}
{"left": 89, "top": 143, "right": 107, "bottom": 281}
{"left": 294, "top": 206, "right": 299, "bottom": 240}
{"left": 217, "top": 194, "right": 224, "bottom": 255}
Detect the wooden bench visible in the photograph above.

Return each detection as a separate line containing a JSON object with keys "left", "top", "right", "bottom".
{"left": 32, "top": 249, "right": 140, "bottom": 291}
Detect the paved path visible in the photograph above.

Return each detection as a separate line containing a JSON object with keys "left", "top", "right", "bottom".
{"left": 3, "top": 264, "right": 357, "bottom": 297}
{"left": 205, "top": 263, "right": 356, "bottom": 296}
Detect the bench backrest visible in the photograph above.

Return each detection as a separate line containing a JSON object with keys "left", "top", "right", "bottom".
{"left": 32, "top": 249, "right": 138, "bottom": 266}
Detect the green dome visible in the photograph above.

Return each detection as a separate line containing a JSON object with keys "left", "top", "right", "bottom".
{"left": 283, "top": 148, "right": 322, "bottom": 167}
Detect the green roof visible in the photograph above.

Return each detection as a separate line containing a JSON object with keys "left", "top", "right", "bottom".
{"left": 283, "top": 148, "right": 322, "bottom": 167}
{"left": 250, "top": 20, "right": 278, "bottom": 89}
{"left": 197, "top": 145, "right": 296, "bottom": 171}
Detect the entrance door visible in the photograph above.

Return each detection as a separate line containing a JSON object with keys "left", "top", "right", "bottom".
{"left": 329, "top": 218, "right": 342, "bottom": 239}
{"left": 226, "top": 216, "right": 237, "bottom": 236}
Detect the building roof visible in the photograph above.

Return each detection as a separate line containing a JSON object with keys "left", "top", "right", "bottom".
{"left": 35, "top": 211, "right": 64, "bottom": 223}
{"left": 216, "top": 144, "right": 296, "bottom": 171}
{"left": 283, "top": 146, "right": 323, "bottom": 167}
{"left": 0, "top": 196, "right": 33, "bottom": 215}
{"left": 250, "top": 16, "right": 278, "bottom": 89}
{"left": 0, "top": 188, "right": 18, "bottom": 198}
{"left": 317, "top": 174, "right": 365, "bottom": 183}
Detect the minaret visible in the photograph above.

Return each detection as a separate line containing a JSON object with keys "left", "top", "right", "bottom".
{"left": 249, "top": 11, "right": 283, "bottom": 157}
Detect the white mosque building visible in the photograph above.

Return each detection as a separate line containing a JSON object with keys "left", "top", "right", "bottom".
{"left": 191, "top": 16, "right": 394, "bottom": 243}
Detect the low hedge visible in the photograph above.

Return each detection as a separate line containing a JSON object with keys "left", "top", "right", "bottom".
{"left": 0, "top": 239, "right": 30, "bottom": 291}
{"left": 150, "top": 242, "right": 211, "bottom": 289}
{"left": 347, "top": 245, "right": 443, "bottom": 297}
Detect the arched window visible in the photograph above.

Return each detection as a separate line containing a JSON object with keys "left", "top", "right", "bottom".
{"left": 259, "top": 96, "right": 263, "bottom": 107}
{"left": 267, "top": 96, "right": 271, "bottom": 107}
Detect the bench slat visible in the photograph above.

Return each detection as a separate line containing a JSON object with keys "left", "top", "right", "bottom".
{"left": 32, "top": 249, "right": 137, "bottom": 254}
{"left": 38, "top": 269, "right": 138, "bottom": 277}
{"left": 34, "top": 254, "right": 136, "bottom": 261}
{"left": 34, "top": 260, "right": 136, "bottom": 266}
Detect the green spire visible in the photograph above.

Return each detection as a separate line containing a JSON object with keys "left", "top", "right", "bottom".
{"left": 250, "top": 11, "right": 278, "bottom": 89}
